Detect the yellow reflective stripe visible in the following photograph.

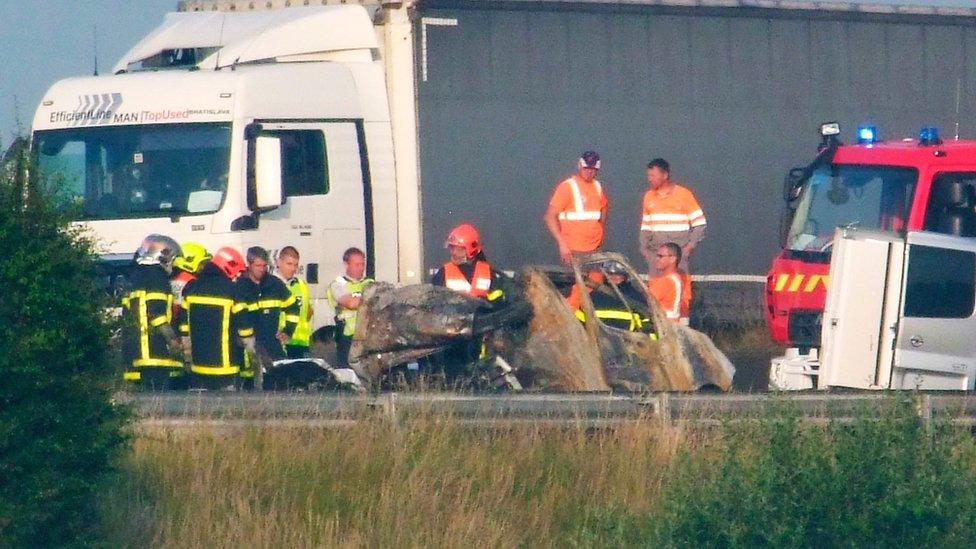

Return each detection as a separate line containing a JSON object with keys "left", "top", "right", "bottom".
{"left": 774, "top": 273, "right": 790, "bottom": 292}
{"left": 788, "top": 274, "right": 806, "bottom": 292}
{"left": 595, "top": 309, "right": 639, "bottom": 321}
{"left": 191, "top": 365, "right": 240, "bottom": 376}
{"left": 133, "top": 358, "right": 183, "bottom": 368}
{"left": 143, "top": 292, "right": 170, "bottom": 301}
{"left": 240, "top": 369, "right": 254, "bottom": 378}
{"left": 121, "top": 297, "right": 131, "bottom": 308}
{"left": 238, "top": 328, "right": 254, "bottom": 337}
{"left": 123, "top": 371, "right": 141, "bottom": 381}
{"left": 284, "top": 315, "right": 301, "bottom": 323}
{"left": 803, "top": 275, "right": 828, "bottom": 292}
{"left": 179, "top": 324, "right": 189, "bottom": 334}
{"left": 281, "top": 293, "right": 297, "bottom": 308}
{"left": 186, "top": 295, "right": 234, "bottom": 307}
{"left": 234, "top": 303, "right": 252, "bottom": 313}
{"left": 486, "top": 289, "right": 504, "bottom": 302}
{"left": 149, "top": 315, "right": 169, "bottom": 328}
{"left": 648, "top": 333, "right": 659, "bottom": 341}
{"left": 257, "top": 299, "right": 283, "bottom": 308}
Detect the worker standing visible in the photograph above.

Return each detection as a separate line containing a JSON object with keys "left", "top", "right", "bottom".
{"left": 236, "top": 247, "right": 300, "bottom": 382}
{"left": 121, "top": 234, "right": 184, "bottom": 388}
{"left": 647, "top": 243, "right": 691, "bottom": 325}
{"left": 179, "top": 246, "right": 254, "bottom": 390}
{"left": 276, "top": 246, "right": 313, "bottom": 359}
{"left": 170, "top": 242, "right": 211, "bottom": 317}
{"left": 639, "top": 158, "right": 706, "bottom": 276}
{"left": 327, "top": 247, "right": 374, "bottom": 367}
{"left": 544, "top": 151, "right": 608, "bottom": 264}
{"left": 430, "top": 223, "right": 507, "bottom": 302}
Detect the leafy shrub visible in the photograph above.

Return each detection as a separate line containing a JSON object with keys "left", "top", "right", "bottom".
{"left": 0, "top": 143, "right": 129, "bottom": 546}
{"left": 648, "top": 398, "right": 976, "bottom": 548}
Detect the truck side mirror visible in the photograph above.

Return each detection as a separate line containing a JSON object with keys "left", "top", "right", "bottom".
{"left": 254, "top": 136, "right": 284, "bottom": 209}
{"left": 783, "top": 167, "right": 805, "bottom": 205}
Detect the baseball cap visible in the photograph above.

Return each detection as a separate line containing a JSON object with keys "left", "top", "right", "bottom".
{"left": 579, "top": 151, "right": 601, "bottom": 170}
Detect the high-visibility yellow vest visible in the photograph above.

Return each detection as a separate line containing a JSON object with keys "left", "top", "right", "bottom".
{"left": 280, "top": 277, "right": 311, "bottom": 347}
{"left": 326, "top": 276, "right": 374, "bottom": 337}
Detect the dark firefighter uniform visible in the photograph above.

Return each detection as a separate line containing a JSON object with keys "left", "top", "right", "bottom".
{"left": 236, "top": 274, "right": 300, "bottom": 365}
{"left": 179, "top": 262, "right": 253, "bottom": 380}
{"left": 122, "top": 263, "right": 183, "bottom": 382}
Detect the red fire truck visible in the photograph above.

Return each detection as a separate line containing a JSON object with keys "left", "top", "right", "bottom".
{"left": 765, "top": 123, "right": 976, "bottom": 349}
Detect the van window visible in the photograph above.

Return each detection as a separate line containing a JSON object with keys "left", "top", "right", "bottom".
{"left": 266, "top": 130, "right": 329, "bottom": 197}
{"left": 903, "top": 245, "right": 976, "bottom": 318}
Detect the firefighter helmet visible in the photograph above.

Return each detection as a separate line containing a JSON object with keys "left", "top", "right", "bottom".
{"left": 445, "top": 223, "right": 482, "bottom": 259}
{"left": 212, "top": 246, "right": 246, "bottom": 280}
{"left": 173, "top": 242, "right": 212, "bottom": 274}
{"left": 135, "top": 234, "right": 182, "bottom": 273}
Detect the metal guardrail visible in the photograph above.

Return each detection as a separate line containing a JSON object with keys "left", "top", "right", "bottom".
{"left": 128, "top": 392, "right": 976, "bottom": 429}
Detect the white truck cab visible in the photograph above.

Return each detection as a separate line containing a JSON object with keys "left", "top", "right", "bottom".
{"left": 771, "top": 226, "right": 976, "bottom": 391}
{"left": 30, "top": 5, "right": 422, "bottom": 336}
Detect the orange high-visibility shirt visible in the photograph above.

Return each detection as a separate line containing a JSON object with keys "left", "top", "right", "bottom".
{"left": 648, "top": 272, "right": 691, "bottom": 324}
{"left": 550, "top": 176, "right": 607, "bottom": 252}
{"left": 640, "top": 184, "right": 706, "bottom": 233}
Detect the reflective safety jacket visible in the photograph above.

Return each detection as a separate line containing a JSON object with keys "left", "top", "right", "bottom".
{"left": 280, "top": 276, "right": 311, "bottom": 347}
{"left": 179, "top": 264, "right": 253, "bottom": 376}
{"left": 122, "top": 264, "right": 182, "bottom": 379}
{"left": 327, "top": 275, "right": 374, "bottom": 337}
{"left": 431, "top": 260, "right": 505, "bottom": 302}
{"left": 648, "top": 272, "right": 691, "bottom": 325}
{"left": 236, "top": 274, "right": 298, "bottom": 361}
{"left": 444, "top": 261, "right": 492, "bottom": 298}
{"left": 549, "top": 176, "right": 607, "bottom": 252}
{"left": 170, "top": 269, "right": 196, "bottom": 316}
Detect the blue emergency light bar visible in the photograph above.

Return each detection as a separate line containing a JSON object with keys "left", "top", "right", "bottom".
{"left": 856, "top": 125, "right": 878, "bottom": 144}
{"left": 919, "top": 127, "right": 942, "bottom": 146}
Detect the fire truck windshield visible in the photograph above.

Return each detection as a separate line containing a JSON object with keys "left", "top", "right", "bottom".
{"left": 33, "top": 122, "right": 231, "bottom": 220}
{"left": 786, "top": 165, "right": 917, "bottom": 253}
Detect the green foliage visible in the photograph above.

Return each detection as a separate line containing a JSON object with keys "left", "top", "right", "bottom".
{"left": 0, "top": 144, "right": 129, "bottom": 546}
{"left": 645, "top": 398, "right": 976, "bottom": 548}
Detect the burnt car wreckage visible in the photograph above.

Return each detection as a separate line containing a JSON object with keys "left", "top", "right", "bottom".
{"left": 348, "top": 252, "right": 735, "bottom": 392}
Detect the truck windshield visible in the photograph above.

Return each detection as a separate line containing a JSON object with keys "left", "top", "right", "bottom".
{"left": 787, "top": 165, "right": 917, "bottom": 252}
{"left": 33, "top": 123, "right": 231, "bottom": 220}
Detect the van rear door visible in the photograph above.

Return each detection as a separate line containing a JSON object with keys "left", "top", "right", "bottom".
{"left": 891, "top": 231, "right": 976, "bottom": 390}
{"left": 818, "top": 229, "right": 903, "bottom": 390}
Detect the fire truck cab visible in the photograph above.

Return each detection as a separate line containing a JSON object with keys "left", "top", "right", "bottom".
{"left": 766, "top": 124, "right": 976, "bottom": 390}
{"left": 766, "top": 124, "right": 976, "bottom": 348}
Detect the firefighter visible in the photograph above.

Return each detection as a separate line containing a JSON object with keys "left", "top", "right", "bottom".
{"left": 575, "top": 262, "right": 652, "bottom": 333}
{"left": 639, "top": 158, "right": 707, "bottom": 276}
{"left": 647, "top": 242, "right": 692, "bottom": 325}
{"left": 121, "top": 234, "right": 184, "bottom": 389}
{"left": 327, "top": 247, "right": 374, "bottom": 367}
{"left": 179, "top": 246, "right": 255, "bottom": 390}
{"left": 430, "top": 223, "right": 507, "bottom": 302}
{"left": 276, "top": 246, "right": 313, "bottom": 359}
{"left": 236, "top": 246, "right": 300, "bottom": 382}
{"left": 544, "top": 151, "right": 609, "bottom": 264}
{"left": 170, "top": 241, "right": 211, "bottom": 316}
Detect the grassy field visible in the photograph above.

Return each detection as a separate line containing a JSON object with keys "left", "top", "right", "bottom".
{"left": 98, "top": 398, "right": 976, "bottom": 547}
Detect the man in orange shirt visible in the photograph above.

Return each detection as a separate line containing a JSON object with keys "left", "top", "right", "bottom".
{"left": 639, "top": 158, "right": 706, "bottom": 276}
{"left": 647, "top": 243, "right": 691, "bottom": 325}
{"left": 544, "top": 151, "right": 609, "bottom": 264}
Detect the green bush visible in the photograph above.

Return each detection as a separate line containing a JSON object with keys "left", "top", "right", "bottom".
{"left": 0, "top": 142, "right": 128, "bottom": 546}
{"left": 643, "top": 398, "right": 976, "bottom": 548}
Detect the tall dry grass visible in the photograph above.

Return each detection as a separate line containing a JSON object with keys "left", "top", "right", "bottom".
{"left": 98, "top": 416, "right": 686, "bottom": 548}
